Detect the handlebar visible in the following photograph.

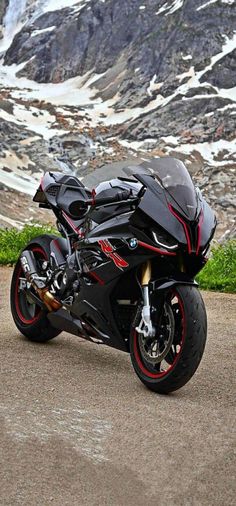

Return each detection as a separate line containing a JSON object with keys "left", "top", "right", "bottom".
{"left": 68, "top": 189, "right": 137, "bottom": 217}
{"left": 88, "top": 189, "right": 132, "bottom": 207}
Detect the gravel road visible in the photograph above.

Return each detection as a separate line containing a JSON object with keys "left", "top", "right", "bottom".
{"left": 0, "top": 267, "right": 235, "bottom": 506}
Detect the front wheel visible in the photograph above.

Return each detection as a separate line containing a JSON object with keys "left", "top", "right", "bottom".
{"left": 130, "top": 285, "right": 207, "bottom": 394}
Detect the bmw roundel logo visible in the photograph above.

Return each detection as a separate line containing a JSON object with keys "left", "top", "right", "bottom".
{"left": 129, "top": 238, "right": 138, "bottom": 249}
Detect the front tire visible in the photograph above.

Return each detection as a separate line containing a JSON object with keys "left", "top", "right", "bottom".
{"left": 130, "top": 285, "right": 207, "bottom": 394}
{"left": 10, "top": 234, "right": 61, "bottom": 343}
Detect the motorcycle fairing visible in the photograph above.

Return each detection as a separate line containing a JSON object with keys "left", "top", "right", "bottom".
{"left": 132, "top": 185, "right": 187, "bottom": 246}
{"left": 126, "top": 161, "right": 216, "bottom": 253}
{"left": 64, "top": 227, "right": 180, "bottom": 350}
{"left": 124, "top": 157, "right": 201, "bottom": 221}
{"left": 68, "top": 244, "right": 161, "bottom": 351}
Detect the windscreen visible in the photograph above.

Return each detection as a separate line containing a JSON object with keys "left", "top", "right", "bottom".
{"left": 124, "top": 157, "right": 199, "bottom": 220}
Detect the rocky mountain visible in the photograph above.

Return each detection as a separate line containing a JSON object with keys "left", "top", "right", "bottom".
{"left": 0, "top": 0, "right": 235, "bottom": 238}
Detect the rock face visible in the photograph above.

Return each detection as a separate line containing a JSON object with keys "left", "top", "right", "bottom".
{"left": 0, "top": 0, "right": 8, "bottom": 35}
{"left": 4, "top": 1, "right": 236, "bottom": 96}
{"left": 0, "top": 0, "right": 8, "bottom": 22}
{"left": 3, "top": 1, "right": 236, "bottom": 142}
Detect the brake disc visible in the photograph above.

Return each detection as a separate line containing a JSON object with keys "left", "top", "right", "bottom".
{"left": 138, "top": 303, "right": 175, "bottom": 364}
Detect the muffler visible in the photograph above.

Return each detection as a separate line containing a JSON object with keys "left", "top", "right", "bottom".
{"left": 20, "top": 250, "right": 62, "bottom": 312}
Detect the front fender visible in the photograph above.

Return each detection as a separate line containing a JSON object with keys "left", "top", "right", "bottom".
{"left": 150, "top": 274, "right": 198, "bottom": 292}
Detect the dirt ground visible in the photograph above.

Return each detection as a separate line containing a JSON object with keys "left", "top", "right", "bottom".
{"left": 0, "top": 267, "right": 235, "bottom": 506}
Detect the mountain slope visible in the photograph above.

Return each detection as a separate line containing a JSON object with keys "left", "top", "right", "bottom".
{"left": 0, "top": 0, "right": 235, "bottom": 237}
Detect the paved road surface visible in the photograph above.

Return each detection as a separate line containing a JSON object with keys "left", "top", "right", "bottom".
{"left": 0, "top": 267, "right": 235, "bottom": 506}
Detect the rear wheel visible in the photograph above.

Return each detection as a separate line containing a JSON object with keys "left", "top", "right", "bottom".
{"left": 10, "top": 235, "right": 61, "bottom": 342}
{"left": 130, "top": 285, "right": 207, "bottom": 394}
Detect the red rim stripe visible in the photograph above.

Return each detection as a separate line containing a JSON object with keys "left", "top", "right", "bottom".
{"left": 133, "top": 292, "right": 186, "bottom": 379}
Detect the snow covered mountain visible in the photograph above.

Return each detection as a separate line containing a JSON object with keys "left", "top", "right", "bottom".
{"left": 0, "top": 0, "right": 235, "bottom": 237}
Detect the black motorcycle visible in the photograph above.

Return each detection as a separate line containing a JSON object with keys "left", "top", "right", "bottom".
{"left": 10, "top": 157, "right": 216, "bottom": 393}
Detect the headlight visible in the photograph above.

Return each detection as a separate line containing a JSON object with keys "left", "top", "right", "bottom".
{"left": 152, "top": 229, "right": 178, "bottom": 250}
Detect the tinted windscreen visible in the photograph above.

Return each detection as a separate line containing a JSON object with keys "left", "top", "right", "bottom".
{"left": 124, "top": 157, "right": 199, "bottom": 220}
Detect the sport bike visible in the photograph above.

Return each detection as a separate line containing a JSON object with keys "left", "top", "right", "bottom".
{"left": 10, "top": 157, "right": 216, "bottom": 393}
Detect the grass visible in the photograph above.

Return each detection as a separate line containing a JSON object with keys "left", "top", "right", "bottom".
{"left": 197, "top": 240, "right": 236, "bottom": 293}
{"left": 0, "top": 225, "right": 235, "bottom": 293}
{"left": 0, "top": 224, "right": 57, "bottom": 265}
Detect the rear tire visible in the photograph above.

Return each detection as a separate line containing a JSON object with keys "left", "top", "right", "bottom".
{"left": 130, "top": 285, "right": 207, "bottom": 394}
{"left": 10, "top": 234, "right": 62, "bottom": 343}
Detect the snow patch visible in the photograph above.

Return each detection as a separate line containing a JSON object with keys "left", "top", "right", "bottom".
{"left": 216, "top": 85, "right": 236, "bottom": 102}
{"left": 0, "top": 0, "right": 90, "bottom": 53}
{"left": 197, "top": 0, "right": 218, "bottom": 10}
{"left": 41, "top": 0, "right": 86, "bottom": 13}
{"left": 197, "top": 0, "right": 234, "bottom": 10}
{"left": 0, "top": 99, "right": 69, "bottom": 140}
{"left": 0, "top": 150, "right": 40, "bottom": 195}
{"left": 147, "top": 74, "right": 156, "bottom": 96}
{"left": 207, "top": 103, "right": 236, "bottom": 116}
{"left": 119, "top": 136, "right": 236, "bottom": 169}
{"left": 166, "top": 139, "right": 236, "bottom": 167}
{"left": 0, "top": 0, "right": 27, "bottom": 52}
{"left": 119, "top": 138, "right": 158, "bottom": 152}
{"left": 167, "top": 0, "right": 184, "bottom": 15}
{"left": 161, "top": 135, "right": 179, "bottom": 146}
{"left": 155, "top": 2, "right": 170, "bottom": 15}
{"left": 156, "top": 0, "right": 184, "bottom": 16}
{"left": 198, "top": 33, "right": 236, "bottom": 78}
{"left": 173, "top": 32, "right": 236, "bottom": 103}
{"left": 31, "top": 26, "right": 56, "bottom": 37}
{"left": 176, "top": 66, "right": 195, "bottom": 82}
{"left": 182, "top": 54, "right": 192, "bottom": 61}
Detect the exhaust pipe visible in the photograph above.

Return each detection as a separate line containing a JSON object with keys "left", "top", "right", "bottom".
{"left": 20, "top": 250, "right": 62, "bottom": 312}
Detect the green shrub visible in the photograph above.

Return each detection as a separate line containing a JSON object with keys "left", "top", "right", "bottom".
{"left": 197, "top": 240, "right": 236, "bottom": 293}
{"left": 0, "top": 224, "right": 57, "bottom": 265}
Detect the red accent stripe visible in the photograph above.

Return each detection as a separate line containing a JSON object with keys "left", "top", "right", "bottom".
{"left": 168, "top": 204, "right": 192, "bottom": 254}
{"left": 133, "top": 291, "right": 186, "bottom": 379}
{"left": 40, "top": 175, "right": 44, "bottom": 190}
{"left": 137, "top": 241, "right": 176, "bottom": 256}
{"left": 109, "top": 252, "right": 129, "bottom": 268}
{"left": 98, "top": 239, "right": 113, "bottom": 254}
{"left": 52, "top": 239, "right": 61, "bottom": 252}
{"left": 62, "top": 211, "right": 81, "bottom": 234}
{"left": 91, "top": 189, "right": 96, "bottom": 205}
{"left": 196, "top": 211, "right": 204, "bottom": 255}
{"left": 89, "top": 271, "right": 105, "bottom": 285}
{"left": 98, "top": 240, "right": 129, "bottom": 269}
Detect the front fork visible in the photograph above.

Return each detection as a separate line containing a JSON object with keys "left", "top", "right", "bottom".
{"left": 135, "top": 260, "right": 155, "bottom": 338}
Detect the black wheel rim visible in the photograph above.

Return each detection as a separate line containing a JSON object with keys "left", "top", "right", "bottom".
{"left": 133, "top": 291, "right": 185, "bottom": 379}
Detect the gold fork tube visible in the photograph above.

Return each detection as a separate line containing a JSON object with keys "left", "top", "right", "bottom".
{"left": 141, "top": 260, "right": 152, "bottom": 286}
